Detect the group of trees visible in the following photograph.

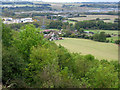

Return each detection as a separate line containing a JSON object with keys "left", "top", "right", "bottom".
{"left": 84, "top": 12, "right": 119, "bottom": 15}
{"left": 2, "top": 23, "right": 119, "bottom": 88}
{"left": 47, "top": 16, "right": 64, "bottom": 21}
{"left": 2, "top": 6, "right": 52, "bottom": 12}
{"left": 62, "top": 29, "right": 108, "bottom": 42}
{"left": 47, "top": 20, "right": 118, "bottom": 30}
{"left": 2, "top": 1, "right": 34, "bottom": 5}
{"left": 75, "top": 20, "right": 118, "bottom": 30}
{"left": 79, "top": 4, "right": 118, "bottom": 8}
{"left": 93, "top": 32, "right": 106, "bottom": 42}
{"left": 47, "top": 21, "right": 74, "bottom": 30}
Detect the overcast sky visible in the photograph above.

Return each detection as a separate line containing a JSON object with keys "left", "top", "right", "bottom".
{"left": 4, "top": 0, "right": 119, "bottom": 2}
{"left": 42, "top": 0, "right": 119, "bottom": 2}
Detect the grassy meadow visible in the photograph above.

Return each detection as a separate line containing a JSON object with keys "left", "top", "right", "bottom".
{"left": 84, "top": 30, "right": 118, "bottom": 35}
{"left": 67, "top": 20, "right": 76, "bottom": 25}
{"left": 55, "top": 38, "right": 118, "bottom": 61}
{"left": 68, "top": 15, "right": 118, "bottom": 23}
{"left": 107, "top": 36, "right": 118, "bottom": 41}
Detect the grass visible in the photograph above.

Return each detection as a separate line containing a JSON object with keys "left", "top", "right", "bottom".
{"left": 55, "top": 38, "right": 118, "bottom": 61}
{"left": 84, "top": 30, "right": 118, "bottom": 35}
{"left": 67, "top": 20, "right": 76, "bottom": 25}
{"left": 107, "top": 36, "right": 118, "bottom": 41}
{"left": 36, "top": 28, "right": 59, "bottom": 31}
{"left": 68, "top": 15, "right": 118, "bottom": 23}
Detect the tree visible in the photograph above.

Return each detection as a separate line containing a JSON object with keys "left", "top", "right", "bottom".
{"left": 2, "top": 24, "right": 13, "bottom": 47}
{"left": 13, "top": 24, "right": 45, "bottom": 61}
{"left": 93, "top": 32, "right": 106, "bottom": 42}
{"left": 48, "top": 21, "right": 63, "bottom": 29}
{"left": 99, "top": 32, "right": 106, "bottom": 42}
{"left": 78, "top": 28, "right": 84, "bottom": 34}
{"left": 2, "top": 46, "right": 25, "bottom": 86}
{"left": 85, "top": 64, "right": 118, "bottom": 88}
{"left": 93, "top": 33, "right": 99, "bottom": 41}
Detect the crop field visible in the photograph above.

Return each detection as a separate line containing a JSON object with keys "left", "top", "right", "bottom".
{"left": 68, "top": 15, "right": 118, "bottom": 23}
{"left": 55, "top": 38, "right": 118, "bottom": 61}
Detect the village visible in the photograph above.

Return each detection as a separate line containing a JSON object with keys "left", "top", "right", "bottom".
{"left": 40, "top": 30, "right": 64, "bottom": 41}
{"left": 2, "top": 16, "right": 118, "bottom": 43}
{"left": 2, "top": 17, "right": 33, "bottom": 24}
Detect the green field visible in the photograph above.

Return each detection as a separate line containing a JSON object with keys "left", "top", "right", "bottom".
{"left": 84, "top": 30, "right": 118, "bottom": 35}
{"left": 67, "top": 20, "right": 76, "bottom": 25}
{"left": 55, "top": 38, "right": 118, "bottom": 61}
{"left": 36, "top": 28, "right": 59, "bottom": 31}
{"left": 107, "top": 36, "right": 118, "bottom": 41}
{"left": 68, "top": 15, "right": 118, "bottom": 23}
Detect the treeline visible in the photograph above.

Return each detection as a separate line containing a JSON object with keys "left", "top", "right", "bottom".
{"left": 75, "top": 20, "right": 118, "bottom": 30}
{"left": 79, "top": 4, "right": 118, "bottom": 8}
{"left": 62, "top": 30, "right": 109, "bottom": 43}
{"left": 2, "top": 24, "right": 119, "bottom": 88}
{"left": 62, "top": 4, "right": 118, "bottom": 8}
{"left": 47, "top": 21, "right": 74, "bottom": 30}
{"left": 47, "top": 20, "right": 118, "bottom": 30}
{"left": 34, "top": 4, "right": 51, "bottom": 6}
{"left": 47, "top": 16, "right": 64, "bottom": 21}
{"left": 84, "top": 11, "right": 119, "bottom": 15}
{"left": 2, "top": 6, "right": 52, "bottom": 12}
{"left": 2, "top": 1, "right": 51, "bottom": 6}
{"left": 2, "top": 1, "right": 33, "bottom": 5}
{"left": 82, "top": 2, "right": 118, "bottom": 4}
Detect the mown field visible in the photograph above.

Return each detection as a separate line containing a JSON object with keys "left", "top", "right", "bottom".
{"left": 55, "top": 38, "right": 118, "bottom": 61}
{"left": 68, "top": 15, "right": 118, "bottom": 23}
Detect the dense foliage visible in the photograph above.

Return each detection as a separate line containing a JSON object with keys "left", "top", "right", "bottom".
{"left": 75, "top": 20, "right": 118, "bottom": 30}
{"left": 93, "top": 32, "right": 106, "bottom": 42}
{"left": 47, "top": 20, "right": 118, "bottom": 31}
{"left": 2, "top": 24, "right": 119, "bottom": 88}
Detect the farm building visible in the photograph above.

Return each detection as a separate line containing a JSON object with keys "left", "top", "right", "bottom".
{"left": 21, "top": 18, "right": 33, "bottom": 23}
{"left": 84, "top": 31, "right": 94, "bottom": 34}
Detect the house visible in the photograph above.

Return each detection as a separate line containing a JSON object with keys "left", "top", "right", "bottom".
{"left": 42, "top": 30, "right": 63, "bottom": 41}
{"left": 84, "top": 31, "right": 94, "bottom": 34}
{"left": 21, "top": 18, "right": 33, "bottom": 23}
{"left": 2, "top": 17, "right": 13, "bottom": 21}
{"left": 13, "top": 19, "right": 21, "bottom": 23}
{"left": 62, "top": 20, "right": 68, "bottom": 23}
{"left": 84, "top": 31, "right": 90, "bottom": 33}
{"left": 2, "top": 17, "right": 34, "bottom": 24}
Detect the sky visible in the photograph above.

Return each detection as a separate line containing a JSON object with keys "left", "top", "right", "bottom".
{"left": 3, "top": 0, "right": 119, "bottom": 2}
{"left": 42, "top": 0, "right": 119, "bottom": 2}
